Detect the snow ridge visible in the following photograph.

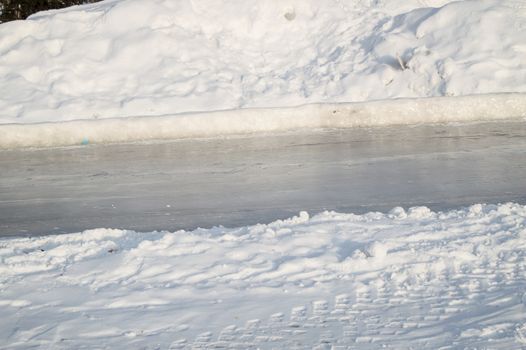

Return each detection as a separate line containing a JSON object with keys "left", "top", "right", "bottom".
{"left": 1, "top": 93, "right": 526, "bottom": 149}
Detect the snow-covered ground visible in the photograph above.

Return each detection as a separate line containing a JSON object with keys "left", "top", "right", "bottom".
{"left": 1, "top": 0, "right": 526, "bottom": 148}
{"left": 0, "top": 0, "right": 525, "bottom": 125}
{"left": 2, "top": 1, "right": 526, "bottom": 348}
{"left": 1, "top": 204, "right": 526, "bottom": 348}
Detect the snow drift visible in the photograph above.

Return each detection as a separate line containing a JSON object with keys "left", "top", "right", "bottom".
{"left": 0, "top": 0, "right": 525, "bottom": 127}
{"left": 1, "top": 203, "right": 526, "bottom": 348}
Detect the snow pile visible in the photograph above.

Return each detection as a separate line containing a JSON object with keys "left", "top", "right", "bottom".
{"left": 2, "top": 203, "right": 526, "bottom": 348}
{"left": 0, "top": 0, "right": 525, "bottom": 125}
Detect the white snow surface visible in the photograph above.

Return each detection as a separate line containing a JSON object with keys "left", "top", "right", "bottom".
{"left": 2, "top": 203, "right": 526, "bottom": 348}
{"left": 1, "top": 93, "right": 525, "bottom": 149}
{"left": 1, "top": 0, "right": 526, "bottom": 125}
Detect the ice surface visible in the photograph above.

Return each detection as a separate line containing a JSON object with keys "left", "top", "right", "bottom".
{"left": 0, "top": 0, "right": 525, "bottom": 126}
{"left": 1, "top": 203, "right": 526, "bottom": 348}
{"left": 2, "top": 121, "right": 526, "bottom": 237}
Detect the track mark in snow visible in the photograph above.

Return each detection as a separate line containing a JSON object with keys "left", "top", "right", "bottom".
{"left": 2, "top": 203, "right": 526, "bottom": 348}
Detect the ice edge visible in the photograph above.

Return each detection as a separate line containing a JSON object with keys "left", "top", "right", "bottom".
{"left": 1, "top": 93, "right": 525, "bottom": 149}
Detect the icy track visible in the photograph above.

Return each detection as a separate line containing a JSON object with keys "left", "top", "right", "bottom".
{"left": 1, "top": 203, "right": 526, "bottom": 349}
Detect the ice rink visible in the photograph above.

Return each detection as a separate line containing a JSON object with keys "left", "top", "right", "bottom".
{"left": 1, "top": 121, "right": 525, "bottom": 237}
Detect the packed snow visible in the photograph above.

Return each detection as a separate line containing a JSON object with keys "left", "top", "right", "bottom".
{"left": 1, "top": 203, "right": 526, "bottom": 348}
{"left": 0, "top": 0, "right": 526, "bottom": 146}
{"left": 1, "top": 93, "right": 525, "bottom": 149}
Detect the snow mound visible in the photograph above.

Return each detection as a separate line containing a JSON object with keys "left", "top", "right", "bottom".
{"left": 0, "top": 0, "right": 525, "bottom": 124}
{"left": 1, "top": 203, "right": 526, "bottom": 348}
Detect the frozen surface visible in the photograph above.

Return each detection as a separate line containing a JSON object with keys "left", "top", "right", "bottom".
{"left": 0, "top": 0, "right": 525, "bottom": 126}
{"left": 1, "top": 203, "right": 526, "bottom": 349}
{"left": 2, "top": 121, "right": 526, "bottom": 237}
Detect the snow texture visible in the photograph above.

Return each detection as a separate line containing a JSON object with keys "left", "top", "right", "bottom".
{"left": 0, "top": 0, "right": 525, "bottom": 127}
{"left": 1, "top": 203, "right": 526, "bottom": 348}
{"left": 1, "top": 93, "right": 526, "bottom": 149}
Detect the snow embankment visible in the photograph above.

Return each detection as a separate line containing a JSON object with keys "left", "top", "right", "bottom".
{"left": 1, "top": 203, "right": 526, "bottom": 348}
{"left": 1, "top": 93, "right": 526, "bottom": 149}
{"left": 0, "top": 0, "right": 525, "bottom": 127}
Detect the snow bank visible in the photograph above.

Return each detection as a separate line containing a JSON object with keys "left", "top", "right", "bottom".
{"left": 1, "top": 203, "right": 526, "bottom": 348}
{"left": 0, "top": 0, "right": 525, "bottom": 125}
{"left": 1, "top": 93, "right": 526, "bottom": 149}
